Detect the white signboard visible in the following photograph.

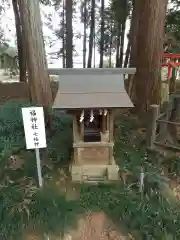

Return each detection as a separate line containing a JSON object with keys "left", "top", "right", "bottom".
{"left": 22, "top": 107, "right": 47, "bottom": 150}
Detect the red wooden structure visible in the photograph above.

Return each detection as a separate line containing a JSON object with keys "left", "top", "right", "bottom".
{"left": 161, "top": 53, "right": 180, "bottom": 81}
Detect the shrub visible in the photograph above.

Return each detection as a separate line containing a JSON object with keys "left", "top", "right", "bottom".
{"left": 0, "top": 100, "right": 73, "bottom": 166}
{"left": 30, "top": 185, "right": 79, "bottom": 234}
{"left": 0, "top": 100, "right": 31, "bottom": 152}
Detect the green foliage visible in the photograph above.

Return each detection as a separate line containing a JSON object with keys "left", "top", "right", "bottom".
{"left": 0, "top": 100, "right": 31, "bottom": 152}
{"left": 166, "top": 10, "right": 180, "bottom": 39}
{"left": 80, "top": 183, "right": 180, "bottom": 239}
{"left": 110, "top": 0, "right": 130, "bottom": 23}
{"left": 78, "top": 114, "right": 180, "bottom": 239}
{"left": 162, "top": 155, "right": 180, "bottom": 177}
{"left": 29, "top": 185, "right": 79, "bottom": 235}
{"left": 48, "top": 110, "right": 73, "bottom": 166}
{"left": 165, "top": 3, "right": 180, "bottom": 52}
{"left": 170, "top": 0, "right": 180, "bottom": 7}
{"left": 0, "top": 100, "right": 74, "bottom": 173}
{"left": 0, "top": 180, "right": 79, "bottom": 239}
{"left": 0, "top": 100, "right": 74, "bottom": 239}
{"left": 95, "top": 0, "right": 132, "bottom": 56}
{"left": 0, "top": 100, "right": 73, "bottom": 166}
{"left": 0, "top": 183, "right": 29, "bottom": 240}
{"left": 96, "top": 6, "right": 116, "bottom": 56}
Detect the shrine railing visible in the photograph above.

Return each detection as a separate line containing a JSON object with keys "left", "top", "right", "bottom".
{"left": 147, "top": 96, "right": 180, "bottom": 152}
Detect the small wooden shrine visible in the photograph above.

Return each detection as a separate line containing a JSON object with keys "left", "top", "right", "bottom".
{"left": 53, "top": 68, "right": 135, "bottom": 182}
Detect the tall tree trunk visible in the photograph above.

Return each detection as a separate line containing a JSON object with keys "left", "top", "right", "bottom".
{"left": 87, "top": 0, "right": 95, "bottom": 68}
{"left": 99, "top": 0, "right": 104, "bottom": 68}
{"left": 83, "top": 0, "right": 87, "bottom": 68}
{"left": 93, "top": 4, "right": 96, "bottom": 68}
{"left": 108, "top": 17, "right": 113, "bottom": 68}
{"left": 134, "top": 0, "right": 168, "bottom": 112}
{"left": 123, "top": 36, "right": 131, "bottom": 67}
{"left": 119, "top": 21, "right": 126, "bottom": 67}
{"left": 18, "top": 0, "right": 53, "bottom": 107}
{"left": 83, "top": 0, "right": 88, "bottom": 68}
{"left": 116, "top": 23, "right": 121, "bottom": 67}
{"left": 109, "top": 25, "right": 113, "bottom": 67}
{"left": 124, "top": 1, "right": 137, "bottom": 99}
{"left": 62, "top": 0, "right": 66, "bottom": 68}
{"left": 119, "top": 0, "right": 128, "bottom": 67}
{"left": 93, "top": 30, "right": 96, "bottom": 68}
{"left": 66, "top": 0, "right": 73, "bottom": 68}
{"left": 12, "top": 0, "right": 26, "bottom": 82}
{"left": 129, "top": 0, "right": 141, "bottom": 67}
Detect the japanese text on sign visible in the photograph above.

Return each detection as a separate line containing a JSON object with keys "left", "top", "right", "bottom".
{"left": 22, "top": 107, "right": 47, "bottom": 149}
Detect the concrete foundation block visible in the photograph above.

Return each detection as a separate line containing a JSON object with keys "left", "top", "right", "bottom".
{"left": 107, "top": 165, "right": 119, "bottom": 181}
{"left": 71, "top": 165, "right": 82, "bottom": 182}
{"left": 82, "top": 165, "right": 107, "bottom": 176}
{"left": 71, "top": 164, "right": 119, "bottom": 183}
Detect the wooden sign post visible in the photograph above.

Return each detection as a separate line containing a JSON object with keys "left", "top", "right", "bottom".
{"left": 22, "top": 107, "right": 47, "bottom": 187}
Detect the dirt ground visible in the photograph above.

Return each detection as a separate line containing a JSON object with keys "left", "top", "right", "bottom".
{"left": 24, "top": 212, "right": 131, "bottom": 240}
{"left": 66, "top": 211, "right": 131, "bottom": 240}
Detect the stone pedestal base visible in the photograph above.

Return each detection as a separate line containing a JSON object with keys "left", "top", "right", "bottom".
{"left": 70, "top": 162, "right": 119, "bottom": 183}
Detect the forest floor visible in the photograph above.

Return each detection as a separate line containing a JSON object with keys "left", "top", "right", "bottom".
{"left": 1, "top": 100, "right": 180, "bottom": 239}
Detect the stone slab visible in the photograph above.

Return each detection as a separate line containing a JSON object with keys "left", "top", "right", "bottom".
{"left": 107, "top": 165, "right": 119, "bottom": 181}
{"left": 70, "top": 163, "right": 119, "bottom": 183}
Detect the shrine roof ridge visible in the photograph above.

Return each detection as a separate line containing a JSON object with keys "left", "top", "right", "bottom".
{"left": 48, "top": 68, "right": 136, "bottom": 76}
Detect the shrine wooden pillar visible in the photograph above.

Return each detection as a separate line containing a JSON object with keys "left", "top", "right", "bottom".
{"left": 102, "top": 114, "right": 107, "bottom": 133}
{"left": 107, "top": 112, "right": 110, "bottom": 131}
{"left": 72, "top": 114, "right": 78, "bottom": 142}
{"left": 109, "top": 110, "right": 114, "bottom": 164}
{"left": 80, "top": 120, "right": 84, "bottom": 141}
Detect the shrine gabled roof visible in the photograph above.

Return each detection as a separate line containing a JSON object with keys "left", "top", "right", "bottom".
{"left": 52, "top": 68, "right": 135, "bottom": 109}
